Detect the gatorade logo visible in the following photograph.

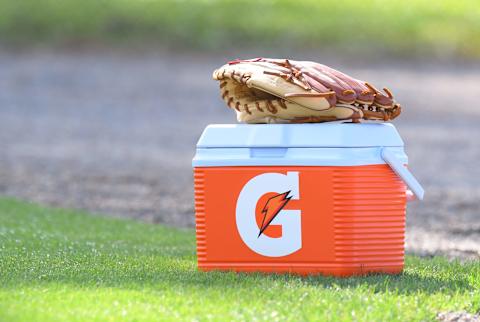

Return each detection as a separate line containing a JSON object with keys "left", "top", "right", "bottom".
{"left": 235, "top": 172, "right": 302, "bottom": 257}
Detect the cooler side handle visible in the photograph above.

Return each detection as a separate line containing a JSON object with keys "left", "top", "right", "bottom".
{"left": 381, "top": 148, "right": 424, "bottom": 201}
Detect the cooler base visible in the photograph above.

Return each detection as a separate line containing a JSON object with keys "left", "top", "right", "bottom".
{"left": 197, "top": 262, "right": 404, "bottom": 277}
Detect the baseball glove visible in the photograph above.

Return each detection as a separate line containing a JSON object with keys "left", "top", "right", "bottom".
{"left": 213, "top": 58, "right": 402, "bottom": 123}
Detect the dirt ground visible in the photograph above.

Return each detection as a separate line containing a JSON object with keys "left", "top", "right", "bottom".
{"left": 1, "top": 50, "right": 479, "bottom": 260}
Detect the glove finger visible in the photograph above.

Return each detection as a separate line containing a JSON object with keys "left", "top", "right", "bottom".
{"left": 302, "top": 69, "right": 356, "bottom": 104}
{"left": 364, "top": 82, "right": 395, "bottom": 109}
{"left": 310, "top": 64, "right": 376, "bottom": 105}
{"left": 257, "top": 59, "right": 351, "bottom": 105}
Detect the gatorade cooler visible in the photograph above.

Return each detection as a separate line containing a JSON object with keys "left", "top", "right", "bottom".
{"left": 192, "top": 123, "right": 424, "bottom": 276}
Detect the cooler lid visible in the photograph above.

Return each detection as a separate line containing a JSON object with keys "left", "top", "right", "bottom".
{"left": 196, "top": 123, "right": 404, "bottom": 148}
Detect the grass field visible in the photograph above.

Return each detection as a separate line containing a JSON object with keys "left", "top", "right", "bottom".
{"left": 1, "top": 0, "right": 479, "bottom": 58}
{"left": 0, "top": 197, "right": 479, "bottom": 321}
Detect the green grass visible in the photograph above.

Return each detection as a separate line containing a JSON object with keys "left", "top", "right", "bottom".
{"left": 1, "top": 0, "right": 479, "bottom": 58}
{"left": 0, "top": 197, "right": 479, "bottom": 321}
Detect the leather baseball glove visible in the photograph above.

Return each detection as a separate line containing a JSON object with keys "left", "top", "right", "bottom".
{"left": 213, "top": 58, "right": 401, "bottom": 123}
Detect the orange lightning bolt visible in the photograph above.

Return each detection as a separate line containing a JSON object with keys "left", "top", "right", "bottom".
{"left": 258, "top": 191, "right": 292, "bottom": 237}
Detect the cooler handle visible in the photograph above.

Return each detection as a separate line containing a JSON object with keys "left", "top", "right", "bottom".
{"left": 381, "top": 148, "right": 424, "bottom": 201}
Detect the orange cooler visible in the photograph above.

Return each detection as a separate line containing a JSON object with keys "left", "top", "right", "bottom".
{"left": 192, "top": 123, "right": 424, "bottom": 276}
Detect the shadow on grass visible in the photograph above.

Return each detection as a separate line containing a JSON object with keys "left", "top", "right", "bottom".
{"left": 2, "top": 254, "right": 477, "bottom": 296}
{"left": 166, "top": 264, "right": 476, "bottom": 295}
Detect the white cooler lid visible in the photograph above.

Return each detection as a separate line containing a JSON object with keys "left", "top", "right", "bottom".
{"left": 196, "top": 123, "right": 404, "bottom": 148}
{"left": 193, "top": 123, "right": 424, "bottom": 200}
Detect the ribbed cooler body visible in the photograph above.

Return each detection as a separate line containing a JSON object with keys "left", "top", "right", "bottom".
{"left": 194, "top": 169, "right": 207, "bottom": 263}
{"left": 193, "top": 164, "right": 406, "bottom": 277}
{"left": 331, "top": 165, "right": 406, "bottom": 275}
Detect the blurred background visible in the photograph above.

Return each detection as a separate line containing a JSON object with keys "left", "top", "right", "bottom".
{"left": 1, "top": 0, "right": 479, "bottom": 259}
